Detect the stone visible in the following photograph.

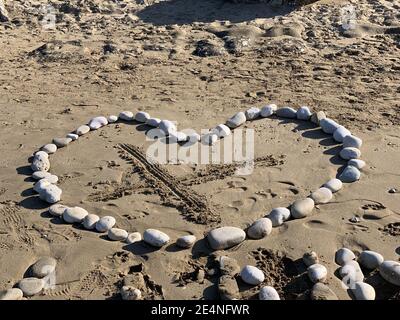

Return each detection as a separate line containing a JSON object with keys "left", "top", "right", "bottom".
{"left": 108, "top": 228, "right": 128, "bottom": 241}
{"left": 340, "top": 147, "right": 361, "bottom": 160}
{"left": 348, "top": 159, "right": 366, "bottom": 169}
{"left": 41, "top": 144, "right": 57, "bottom": 154}
{"left": 49, "top": 204, "right": 68, "bottom": 217}
{"left": 340, "top": 261, "right": 364, "bottom": 285}
{"left": 176, "top": 235, "right": 196, "bottom": 248}
{"left": 290, "top": 198, "right": 314, "bottom": 219}
{"left": 18, "top": 278, "right": 45, "bottom": 296}
{"left": 352, "top": 282, "right": 375, "bottom": 300}
{"left": 96, "top": 216, "right": 116, "bottom": 232}
{"left": 0, "top": 288, "right": 24, "bottom": 300}
{"left": 259, "top": 286, "right": 280, "bottom": 300}
{"left": 146, "top": 118, "right": 161, "bottom": 127}
{"left": 276, "top": 107, "right": 297, "bottom": 118}
{"left": 159, "top": 120, "right": 177, "bottom": 135}
{"left": 310, "top": 111, "right": 326, "bottom": 125}
{"left": 170, "top": 131, "right": 188, "bottom": 143}
{"left": 245, "top": 107, "right": 260, "bottom": 120}
{"left": 335, "top": 248, "right": 356, "bottom": 266}
{"left": 34, "top": 151, "right": 49, "bottom": 159}
{"left": 0, "top": 0, "right": 10, "bottom": 23}
{"left": 379, "top": 261, "right": 400, "bottom": 286}
{"left": 310, "top": 187, "right": 333, "bottom": 204}
{"left": 320, "top": 118, "right": 340, "bottom": 134}
{"left": 88, "top": 116, "right": 108, "bottom": 130}
{"left": 126, "top": 232, "right": 142, "bottom": 244}
{"left": 32, "top": 257, "right": 57, "bottom": 278}
{"left": 120, "top": 286, "right": 141, "bottom": 300}
{"left": 247, "top": 218, "right": 272, "bottom": 239}
{"left": 296, "top": 106, "right": 312, "bottom": 120}
{"left": 218, "top": 275, "right": 239, "bottom": 300}
{"left": 303, "top": 251, "right": 319, "bottom": 267}
{"left": 38, "top": 184, "right": 62, "bottom": 203}
{"left": 217, "top": 256, "right": 240, "bottom": 276}
{"left": 212, "top": 124, "right": 231, "bottom": 138}
{"left": 53, "top": 137, "right": 72, "bottom": 148}
{"left": 31, "top": 154, "right": 50, "bottom": 172}
{"left": 226, "top": 112, "right": 246, "bottom": 128}
{"left": 63, "top": 207, "right": 88, "bottom": 224}
{"left": 119, "top": 111, "right": 134, "bottom": 121}
{"left": 202, "top": 133, "right": 218, "bottom": 145}
{"left": 42, "top": 174, "right": 58, "bottom": 184}
{"left": 66, "top": 133, "right": 79, "bottom": 141}
{"left": 32, "top": 171, "right": 52, "bottom": 180}
{"left": 187, "top": 132, "right": 201, "bottom": 142}
{"left": 108, "top": 115, "right": 118, "bottom": 123}
{"left": 82, "top": 214, "right": 100, "bottom": 230}
{"left": 207, "top": 226, "right": 246, "bottom": 250}
{"left": 260, "top": 104, "right": 277, "bottom": 117}
{"left": 310, "top": 283, "right": 338, "bottom": 300}
{"left": 323, "top": 178, "right": 343, "bottom": 193}
{"left": 343, "top": 135, "right": 362, "bottom": 149}
{"left": 339, "top": 165, "right": 361, "bottom": 183}
{"left": 76, "top": 125, "right": 90, "bottom": 135}
{"left": 266, "top": 207, "right": 291, "bottom": 227}
{"left": 135, "top": 111, "right": 150, "bottom": 123}
{"left": 333, "top": 126, "right": 351, "bottom": 143}
{"left": 241, "top": 265, "right": 265, "bottom": 285}
{"left": 34, "top": 179, "right": 51, "bottom": 193}
{"left": 143, "top": 229, "right": 170, "bottom": 247}
{"left": 307, "top": 264, "right": 327, "bottom": 283}
{"left": 358, "top": 250, "right": 384, "bottom": 269}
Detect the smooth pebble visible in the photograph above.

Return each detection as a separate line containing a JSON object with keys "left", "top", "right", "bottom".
{"left": 358, "top": 250, "right": 384, "bottom": 269}
{"left": 31, "top": 154, "right": 50, "bottom": 172}
{"left": 352, "top": 282, "right": 375, "bottom": 300}
{"left": 212, "top": 124, "right": 231, "bottom": 138}
{"left": 176, "top": 235, "right": 196, "bottom": 248}
{"left": 339, "top": 165, "right": 361, "bottom": 183}
{"left": 276, "top": 107, "right": 297, "bottom": 118}
{"left": 247, "top": 218, "right": 272, "bottom": 239}
{"left": 307, "top": 264, "right": 327, "bottom": 283}
{"left": 143, "top": 229, "right": 170, "bottom": 247}
{"left": 259, "top": 286, "right": 280, "bottom": 300}
{"left": 32, "top": 171, "right": 52, "bottom": 180}
{"left": 323, "top": 178, "right": 343, "bottom": 193}
{"left": 120, "top": 286, "right": 141, "bottom": 300}
{"left": 96, "top": 216, "right": 116, "bottom": 232}
{"left": 41, "top": 143, "right": 57, "bottom": 154}
{"left": 49, "top": 204, "right": 69, "bottom": 217}
{"left": 52, "top": 137, "right": 72, "bottom": 148}
{"left": 32, "top": 257, "right": 57, "bottom": 278}
{"left": 38, "top": 184, "right": 62, "bottom": 203}
{"left": 0, "top": 288, "right": 24, "bottom": 300}
{"left": 159, "top": 120, "right": 177, "bottom": 135}
{"left": 310, "top": 283, "right": 338, "bottom": 300}
{"left": 63, "top": 206, "right": 88, "bottom": 224}
{"left": 333, "top": 126, "right": 351, "bottom": 142}
{"left": 245, "top": 107, "right": 260, "bottom": 120}
{"left": 146, "top": 117, "right": 161, "bottom": 127}
{"left": 88, "top": 116, "right": 108, "bottom": 130}
{"left": 108, "top": 228, "right": 128, "bottom": 241}
{"left": 296, "top": 106, "right": 312, "bottom": 120}
{"left": 18, "top": 278, "right": 45, "bottom": 296}
{"left": 66, "top": 133, "right": 79, "bottom": 141}
{"left": 343, "top": 135, "right": 362, "bottom": 149}
{"left": 260, "top": 104, "right": 277, "bottom": 117}
{"left": 266, "top": 207, "right": 291, "bottom": 227}
{"left": 348, "top": 159, "right": 366, "bottom": 169}
{"left": 340, "top": 147, "right": 361, "bottom": 160}
{"left": 320, "top": 118, "right": 340, "bottom": 134}
{"left": 290, "top": 198, "right": 314, "bottom": 219}
{"left": 108, "top": 115, "right": 118, "bottom": 123}
{"left": 119, "top": 111, "right": 134, "bottom": 121}
{"left": 303, "top": 251, "right": 319, "bottom": 267}
{"left": 82, "top": 214, "right": 100, "bottom": 230}
{"left": 335, "top": 248, "right": 356, "bottom": 266}
{"left": 310, "top": 111, "right": 326, "bottom": 125}
{"left": 379, "top": 261, "right": 400, "bottom": 286}
{"left": 76, "top": 125, "right": 90, "bottom": 135}
{"left": 310, "top": 187, "right": 333, "bottom": 204}
{"left": 207, "top": 226, "right": 246, "bottom": 250}
{"left": 240, "top": 265, "right": 265, "bottom": 285}
{"left": 226, "top": 112, "right": 246, "bottom": 128}
{"left": 126, "top": 232, "right": 142, "bottom": 244}
{"left": 135, "top": 111, "right": 150, "bottom": 123}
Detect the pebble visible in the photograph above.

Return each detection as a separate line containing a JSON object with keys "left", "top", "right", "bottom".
{"left": 96, "top": 216, "right": 116, "bottom": 232}
{"left": 82, "top": 214, "right": 100, "bottom": 230}
{"left": 310, "top": 111, "right": 327, "bottom": 125}
{"left": 31, "top": 154, "right": 50, "bottom": 172}
{"left": 303, "top": 251, "right": 319, "bottom": 267}
{"left": 49, "top": 204, "right": 68, "bottom": 217}
{"left": 218, "top": 275, "right": 239, "bottom": 300}
{"left": 38, "top": 184, "right": 62, "bottom": 203}
{"left": 34, "top": 151, "right": 49, "bottom": 159}
{"left": 108, "top": 228, "right": 129, "bottom": 241}
{"left": 207, "top": 226, "right": 246, "bottom": 250}
{"left": 348, "top": 159, "right": 366, "bottom": 169}
{"left": 143, "top": 229, "right": 170, "bottom": 247}
{"left": 202, "top": 133, "right": 218, "bottom": 145}
{"left": 247, "top": 218, "right": 272, "bottom": 239}
{"left": 358, "top": 250, "right": 384, "bottom": 269}
{"left": 340, "top": 147, "right": 361, "bottom": 160}
{"left": 53, "top": 137, "right": 72, "bottom": 148}
{"left": 170, "top": 131, "right": 188, "bottom": 143}
{"left": 146, "top": 118, "right": 161, "bottom": 127}
{"left": 187, "top": 132, "right": 201, "bottom": 142}
{"left": 335, "top": 248, "right": 356, "bottom": 266}
{"left": 323, "top": 178, "right": 343, "bottom": 193}
{"left": 260, "top": 104, "right": 277, "bottom": 117}
{"left": 76, "top": 125, "right": 90, "bottom": 135}
{"left": 266, "top": 207, "right": 291, "bottom": 227}
{"left": 276, "top": 107, "right": 297, "bottom": 118}
{"left": 226, "top": 112, "right": 246, "bottom": 128}
{"left": 120, "top": 286, "right": 141, "bottom": 300}
{"left": 43, "top": 174, "right": 58, "bottom": 184}
{"left": 307, "top": 264, "right": 327, "bottom": 283}
{"left": 340, "top": 261, "right": 364, "bottom": 285}
{"left": 0, "top": 288, "right": 24, "bottom": 300}
{"left": 240, "top": 265, "right": 265, "bottom": 285}
{"left": 135, "top": 111, "right": 150, "bottom": 123}
{"left": 41, "top": 143, "right": 57, "bottom": 154}
{"left": 88, "top": 116, "right": 108, "bottom": 130}
{"left": 339, "top": 165, "right": 361, "bottom": 183}
{"left": 159, "top": 120, "right": 177, "bottom": 135}
{"left": 352, "top": 282, "right": 375, "bottom": 300}
{"left": 63, "top": 206, "right": 89, "bottom": 224}
{"left": 259, "top": 286, "right": 280, "bottom": 300}
{"left": 176, "top": 235, "right": 196, "bottom": 248}
{"left": 388, "top": 188, "right": 397, "bottom": 194}
{"left": 217, "top": 256, "right": 241, "bottom": 276}
{"left": 296, "top": 106, "right": 312, "bottom": 120}
{"left": 108, "top": 115, "right": 118, "bottom": 123}
{"left": 34, "top": 179, "right": 51, "bottom": 193}
{"left": 66, "top": 133, "right": 79, "bottom": 141}
{"left": 310, "top": 187, "right": 333, "bottom": 204}
{"left": 379, "top": 260, "right": 400, "bottom": 286}
{"left": 333, "top": 126, "right": 351, "bottom": 142}
{"left": 290, "top": 198, "right": 315, "bottom": 219}
{"left": 18, "top": 278, "right": 45, "bottom": 296}
{"left": 343, "top": 135, "right": 362, "bottom": 149}
{"left": 245, "top": 107, "right": 260, "bottom": 120}
{"left": 320, "top": 118, "right": 340, "bottom": 134}
{"left": 32, "top": 171, "right": 52, "bottom": 180}
{"left": 126, "top": 232, "right": 142, "bottom": 244}
{"left": 118, "top": 111, "right": 134, "bottom": 121}
{"left": 32, "top": 257, "right": 57, "bottom": 278}
{"left": 212, "top": 124, "right": 231, "bottom": 138}
{"left": 310, "top": 283, "right": 338, "bottom": 300}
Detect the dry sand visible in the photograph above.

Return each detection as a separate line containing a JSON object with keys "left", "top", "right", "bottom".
{"left": 0, "top": 0, "right": 399, "bottom": 300}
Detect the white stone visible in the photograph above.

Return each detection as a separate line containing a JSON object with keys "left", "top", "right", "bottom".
{"left": 276, "top": 107, "right": 297, "bottom": 118}
{"left": 352, "top": 282, "right": 375, "bottom": 300}
{"left": 119, "top": 111, "right": 134, "bottom": 121}
{"left": 340, "top": 147, "right": 361, "bottom": 160}
{"left": 340, "top": 261, "right": 364, "bottom": 285}
{"left": 379, "top": 261, "right": 400, "bottom": 286}
{"left": 176, "top": 235, "right": 196, "bottom": 248}
{"left": 207, "top": 226, "right": 246, "bottom": 250}
{"left": 333, "top": 126, "right": 351, "bottom": 142}
{"left": 226, "top": 112, "right": 246, "bottom": 128}
{"left": 66, "top": 133, "right": 79, "bottom": 141}
{"left": 88, "top": 116, "right": 108, "bottom": 130}
{"left": 34, "top": 151, "right": 49, "bottom": 159}
{"left": 126, "top": 232, "right": 142, "bottom": 244}
{"left": 245, "top": 107, "right": 260, "bottom": 120}
{"left": 34, "top": 179, "right": 51, "bottom": 193}
{"left": 259, "top": 286, "right": 280, "bottom": 300}
{"left": 108, "top": 115, "right": 118, "bottom": 123}
{"left": 76, "top": 125, "right": 90, "bottom": 135}
{"left": 187, "top": 132, "right": 201, "bottom": 142}
{"left": 146, "top": 118, "right": 161, "bottom": 127}
{"left": 320, "top": 118, "right": 340, "bottom": 134}
{"left": 42, "top": 174, "right": 58, "bottom": 184}
{"left": 310, "top": 187, "right": 333, "bottom": 204}
{"left": 108, "top": 228, "right": 128, "bottom": 241}
{"left": 335, "top": 248, "right": 356, "bottom": 266}
{"left": 170, "top": 131, "right": 188, "bottom": 142}
{"left": 358, "top": 250, "right": 384, "bottom": 269}
{"left": 143, "top": 229, "right": 170, "bottom": 247}
{"left": 290, "top": 198, "right": 314, "bottom": 219}
{"left": 31, "top": 154, "right": 50, "bottom": 172}
{"left": 339, "top": 165, "right": 361, "bottom": 183}
{"left": 38, "top": 184, "right": 62, "bottom": 203}
{"left": 247, "top": 218, "right": 272, "bottom": 239}
{"left": 202, "top": 133, "right": 218, "bottom": 145}
{"left": 307, "top": 264, "right": 327, "bottom": 283}
{"left": 135, "top": 111, "right": 150, "bottom": 123}
{"left": 212, "top": 124, "right": 231, "bottom": 138}
{"left": 121, "top": 286, "right": 141, "bottom": 300}
{"left": 0, "top": 288, "right": 24, "bottom": 300}
{"left": 63, "top": 207, "right": 88, "bottom": 224}
{"left": 348, "top": 159, "right": 366, "bottom": 169}
{"left": 32, "top": 257, "right": 57, "bottom": 278}
{"left": 41, "top": 144, "right": 57, "bottom": 154}
{"left": 82, "top": 214, "right": 100, "bottom": 230}
{"left": 53, "top": 137, "right": 72, "bottom": 147}
{"left": 266, "top": 207, "right": 291, "bottom": 227}
{"left": 159, "top": 120, "right": 177, "bottom": 135}
{"left": 303, "top": 251, "right": 319, "bottom": 267}
{"left": 96, "top": 216, "right": 116, "bottom": 232}
{"left": 296, "top": 106, "right": 312, "bottom": 120}
{"left": 323, "top": 179, "right": 343, "bottom": 193}
{"left": 311, "top": 111, "right": 327, "bottom": 125}
{"left": 343, "top": 135, "right": 362, "bottom": 149}
{"left": 32, "top": 171, "right": 52, "bottom": 180}
{"left": 18, "top": 278, "right": 45, "bottom": 296}
{"left": 240, "top": 265, "right": 265, "bottom": 285}
{"left": 49, "top": 204, "right": 69, "bottom": 217}
{"left": 260, "top": 104, "right": 277, "bottom": 117}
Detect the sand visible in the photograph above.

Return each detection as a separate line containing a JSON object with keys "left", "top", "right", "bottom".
{"left": 0, "top": 0, "right": 399, "bottom": 300}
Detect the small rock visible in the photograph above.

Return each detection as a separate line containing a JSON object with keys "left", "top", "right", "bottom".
{"left": 146, "top": 118, "right": 161, "bottom": 127}
{"left": 82, "top": 214, "right": 100, "bottom": 230}
{"left": 339, "top": 165, "right": 361, "bottom": 183}
{"left": 76, "top": 125, "right": 90, "bottom": 135}
{"left": 88, "top": 116, "right": 108, "bottom": 130}
{"left": 310, "top": 111, "right": 327, "bottom": 125}
{"left": 226, "top": 112, "right": 246, "bottom": 129}
{"left": 32, "top": 171, "right": 52, "bottom": 180}
{"left": 245, "top": 107, "right": 260, "bottom": 120}
{"left": 240, "top": 265, "right": 265, "bottom": 285}
{"left": 320, "top": 118, "right": 340, "bottom": 134}
{"left": 340, "top": 261, "right": 364, "bottom": 286}
{"left": 218, "top": 275, "right": 239, "bottom": 300}
{"left": 296, "top": 106, "right": 312, "bottom": 120}
{"left": 307, "top": 264, "right": 327, "bottom": 283}
{"left": 201, "top": 133, "right": 218, "bottom": 145}
{"left": 96, "top": 216, "right": 116, "bottom": 232}
{"left": 176, "top": 235, "right": 196, "bottom": 248}
{"left": 126, "top": 232, "right": 142, "bottom": 244}
{"left": 66, "top": 133, "right": 79, "bottom": 141}
{"left": 120, "top": 286, "right": 141, "bottom": 300}
{"left": 379, "top": 260, "right": 400, "bottom": 286}
{"left": 340, "top": 147, "right": 361, "bottom": 160}
{"left": 247, "top": 218, "right": 272, "bottom": 239}
{"left": 170, "top": 131, "right": 188, "bottom": 143}
{"left": 310, "top": 187, "right": 333, "bottom": 204}
{"left": 207, "top": 226, "right": 246, "bottom": 250}
{"left": 108, "top": 228, "right": 128, "bottom": 241}
{"left": 34, "top": 151, "right": 49, "bottom": 159}
{"left": 143, "top": 229, "right": 170, "bottom": 247}
{"left": 335, "top": 248, "right": 356, "bottom": 266}
{"left": 108, "top": 115, "right": 118, "bottom": 123}
{"left": 303, "top": 251, "right": 319, "bottom": 267}
{"left": 32, "top": 257, "right": 57, "bottom": 278}
{"left": 135, "top": 111, "right": 150, "bottom": 123}
{"left": 42, "top": 174, "right": 58, "bottom": 184}
{"left": 41, "top": 144, "right": 57, "bottom": 154}
{"left": 38, "top": 184, "right": 62, "bottom": 203}
{"left": 349, "top": 216, "right": 360, "bottom": 223}
{"left": 291, "top": 198, "right": 314, "bottom": 219}
{"left": 53, "top": 137, "right": 72, "bottom": 148}
{"left": 34, "top": 179, "right": 51, "bottom": 193}
{"left": 266, "top": 207, "right": 291, "bottom": 227}
{"left": 352, "top": 282, "right": 375, "bottom": 300}
{"left": 31, "top": 153, "right": 50, "bottom": 172}
{"left": 49, "top": 204, "right": 68, "bottom": 217}
{"left": 63, "top": 207, "right": 88, "bottom": 224}
{"left": 310, "top": 283, "right": 338, "bottom": 300}
{"left": 18, "top": 278, "right": 45, "bottom": 296}
{"left": 358, "top": 250, "right": 384, "bottom": 269}
{"left": 323, "top": 178, "right": 343, "bottom": 193}
{"left": 260, "top": 104, "right": 277, "bottom": 117}
{"left": 0, "top": 1, "right": 10, "bottom": 23}
{"left": 343, "top": 135, "right": 362, "bottom": 149}
{"left": 276, "top": 107, "right": 297, "bottom": 118}
{"left": 159, "top": 120, "right": 177, "bottom": 135}
{"left": 388, "top": 188, "right": 397, "bottom": 194}
{"left": 187, "top": 132, "right": 201, "bottom": 142}
{"left": 217, "top": 256, "right": 240, "bottom": 276}
{"left": 119, "top": 111, "right": 134, "bottom": 121}
{"left": 348, "top": 159, "right": 366, "bottom": 169}
{"left": 212, "top": 124, "right": 231, "bottom": 138}
{"left": 259, "top": 286, "right": 280, "bottom": 300}
{"left": 333, "top": 126, "right": 351, "bottom": 143}
{"left": 0, "top": 288, "right": 24, "bottom": 300}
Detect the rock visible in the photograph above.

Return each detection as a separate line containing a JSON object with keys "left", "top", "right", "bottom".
{"left": 352, "top": 282, "right": 375, "bottom": 300}
{"left": 339, "top": 165, "right": 361, "bottom": 183}
{"left": 320, "top": 118, "right": 340, "bottom": 134}
{"left": 247, "top": 218, "right": 272, "bottom": 239}
{"left": 358, "top": 250, "right": 384, "bottom": 269}
{"left": 310, "top": 187, "right": 333, "bottom": 204}
{"left": 226, "top": 112, "right": 246, "bottom": 128}
{"left": 0, "top": 1, "right": 9, "bottom": 23}
{"left": 18, "top": 278, "right": 45, "bottom": 296}
{"left": 76, "top": 125, "right": 90, "bottom": 135}
{"left": 31, "top": 153, "right": 50, "bottom": 172}
{"left": 303, "top": 251, "right": 319, "bottom": 267}
{"left": 41, "top": 174, "right": 58, "bottom": 184}
{"left": 379, "top": 261, "right": 400, "bottom": 286}
{"left": 88, "top": 116, "right": 108, "bottom": 130}
{"left": 310, "top": 111, "right": 327, "bottom": 125}
{"left": 66, "top": 133, "right": 79, "bottom": 141}
{"left": 143, "top": 229, "right": 170, "bottom": 247}
{"left": 96, "top": 216, "right": 116, "bottom": 232}
{"left": 108, "top": 228, "right": 128, "bottom": 241}
{"left": 276, "top": 107, "right": 297, "bottom": 118}
{"left": 135, "top": 111, "right": 150, "bottom": 123}
{"left": 202, "top": 133, "right": 218, "bottom": 145}
{"left": 32, "top": 171, "right": 52, "bottom": 180}
{"left": 82, "top": 214, "right": 100, "bottom": 230}
{"left": 41, "top": 144, "right": 57, "bottom": 154}
{"left": 260, "top": 104, "right": 277, "bottom": 117}
{"left": 310, "top": 283, "right": 338, "bottom": 300}
{"left": 108, "top": 115, "right": 118, "bottom": 123}
{"left": 241, "top": 265, "right": 265, "bottom": 285}
{"left": 159, "top": 120, "right": 177, "bottom": 135}
{"left": 296, "top": 106, "right": 312, "bottom": 120}
{"left": 217, "top": 256, "right": 240, "bottom": 276}
{"left": 307, "top": 264, "right": 327, "bottom": 283}
{"left": 0, "top": 288, "right": 24, "bottom": 300}
{"left": 38, "top": 184, "right": 62, "bottom": 203}
{"left": 34, "top": 151, "right": 49, "bottom": 159}
{"left": 53, "top": 137, "right": 72, "bottom": 148}
{"left": 340, "top": 261, "right": 364, "bottom": 286}
{"left": 245, "top": 107, "right": 260, "bottom": 120}
{"left": 32, "top": 257, "right": 57, "bottom": 278}
{"left": 259, "top": 286, "right": 280, "bottom": 300}
{"left": 267, "top": 207, "right": 291, "bottom": 227}
{"left": 333, "top": 126, "right": 351, "bottom": 142}
{"left": 218, "top": 275, "right": 239, "bottom": 300}
{"left": 120, "top": 286, "right": 141, "bottom": 300}
{"left": 187, "top": 132, "right": 201, "bottom": 142}
{"left": 207, "top": 226, "right": 246, "bottom": 250}
{"left": 176, "top": 235, "right": 196, "bottom": 248}
{"left": 340, "top": 147, "right": 361, "bottom": 160}
{"left": 119, "top": 111, "right": 134, "bottom": 121}
{"left": 146, "top": 118, "right": 161, "bottom": 127}
{"left": 323, "top": 179, "right": 343, "bottom": 193}
{"left": 63, "top": 207, "right": 88, "bottom": 224}
{"left": 343, "top": 135, "right": 362, "bottom": 149}
{"left": 170, "top": 131, "right": 188, "bottom": 143}
{"left": 290, "top": 198, "right": 314, "bottom": 219}
{"left": 348, "top": 159, "right": 366, "bottom": 169}
{"left": 34, "top": 179, "right": 51, "bottom": 193}
{"left": 49, "top": 204, "right": 68, "bottom": 217}
{"left": 126, "top": 232, "right": 142, "bottom": 244}
{"left": 212, "top": 124, "right": 231, "bottom": 138}
{"left": 335, "top": 248, "right": 356, "bottom": 266}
